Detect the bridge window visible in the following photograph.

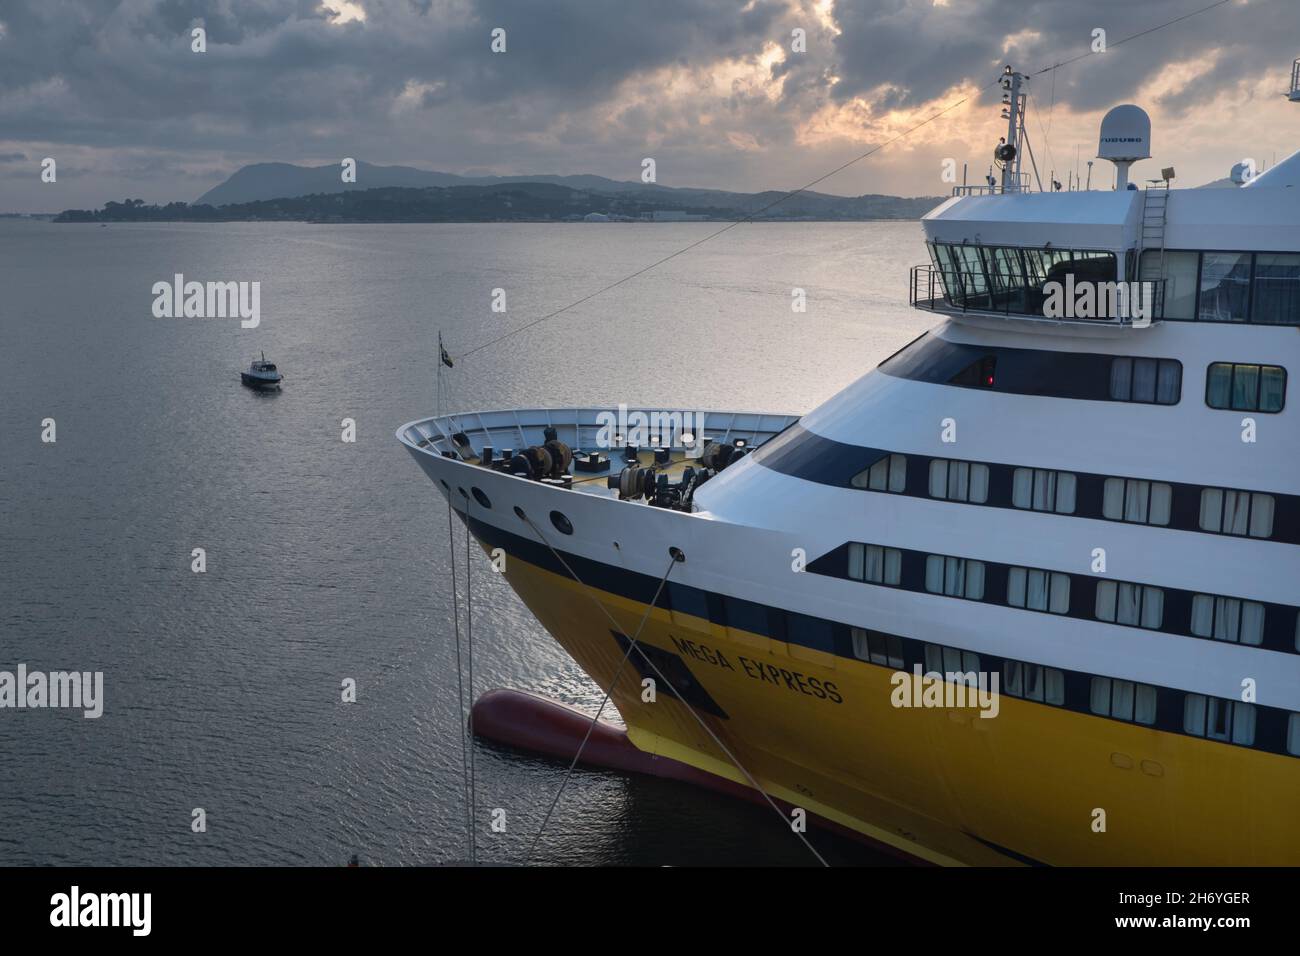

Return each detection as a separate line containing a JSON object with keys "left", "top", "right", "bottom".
{"left": 928, "top": 459, "right": 989, "bottom": 503}
{"left": 1102, "top": 478, "right": 1172, "bottom": 525}
{"left": 1090, "top": 677, "right": 1157, "bottom": 724}
{"left": 930, "top": 242, "right": 1117, "bottom": 316}
{"left": 1253, "top": 253, "right": 1300, "bottom": 325}
{"left": 1190, "top": 595, "right": 1265, "bottom": 646}
{"left": 1199, "top": 252, "right": 1253, "bottom": 323}
{"left": 1199, "top": 488, "right": 1274, "bottom": 538}
{"left": 1184, "top": 694, "right": 1255, "bottom": 745}
{"left": 1206, "top": 362, "right": 1286, "bottom": 412}
{"left": 1096, "top": 581, "right": 1164, "bottom": 629}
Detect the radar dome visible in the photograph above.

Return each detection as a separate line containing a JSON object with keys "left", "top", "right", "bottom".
{"left": 1098, "top": 105, "right": 1152, "bottom": 162}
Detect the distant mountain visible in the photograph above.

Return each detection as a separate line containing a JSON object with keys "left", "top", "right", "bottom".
{"left": 57, "top": 182, "right": 941, "bottom": 224}
{"left": 195, "top": 161, "right": 669, "bottom": 206}
{"left": 194, "top": 161, "right": 940, "bottom": 219}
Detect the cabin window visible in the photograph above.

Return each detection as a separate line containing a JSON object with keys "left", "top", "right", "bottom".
{"left": 850, "top": 453, "right": 906, "bottom": 493}
{"left": 1184, "top": 694, "right": 1255, "bottom": 745}
{"left": 1199, "top": 488, "right": 1274, "bottom": 538}
{"left": 723, "top": 596, "right": 769, "bottom": 636}
{"left": 1004, "top": 660, "right": 1065, "bottom": 705}
{"left": 928, "top": 459, "right": 989, "bottom": 503}
{"left": 851, "top": 628, "right": 904, "bottom": 669}
{"left": 1090, "top": 677, "right": 1157, "bottom": 724}
{"left": 1190, "top": 595, "right": 1265, "bottom": 646}
{"left": 1206, "top": 362, "right": 1286, "bottom": 413}
{"left": 1101, "top": 478, "right": 1172, "bottom": 525}
{"left": 1252, "top": 253, "right": 1300, "bottom": 325}
{"left": 925, "top": 556, "right": 985, "bottom": 600}
{"left": 1199, "top": 253, "right": 1253, "bottom": 323}
{"left": 787, "top": 613, "right": 834, "bottom": 654}
{"left": 1007, "top": 567, "right": 1070, "bottom": 614}
{"left": 1109, "top": 357, "right": 1181, "bottom": 404}
{"left": 924, "top": 644, "right": 981, "bottom": 684}
{"left": 1011, "top": 468, "right": 1077, "bottom": 514}
{"left": 847, "top": 544, "right": 902, "bottom": 586}
{"left": 1095, "top": 581, "right": 1164, "bottom": 629}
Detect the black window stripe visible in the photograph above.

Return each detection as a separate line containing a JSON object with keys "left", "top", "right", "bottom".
{"left": 748, "top": 423, "right": 1300, "bottom": 546}
{"left": 877, "top": 334, "right": 1181, "bottom": 404}
{"left": 807, "top": 540, "right": 1298, "bottom": 656}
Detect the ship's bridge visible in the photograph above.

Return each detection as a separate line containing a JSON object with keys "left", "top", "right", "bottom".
{"left": 912, "top": 181, "right": 1300, "bottom": 329}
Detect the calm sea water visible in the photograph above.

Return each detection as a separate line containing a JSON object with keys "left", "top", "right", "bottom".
{"left": 0, "top": 219, "right": 930, "bottom": 866}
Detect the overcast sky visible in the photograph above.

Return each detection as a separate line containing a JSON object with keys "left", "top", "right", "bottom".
{"left": 1, "top": 0, "right": 1296, "bottom": 212}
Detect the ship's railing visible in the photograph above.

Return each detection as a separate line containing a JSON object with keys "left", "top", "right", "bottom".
{"left": 909, "top": 264, "right": 1165, "bottom": 326}
{"left": 950, "top": 171, "right": 1035, "bottom": 196}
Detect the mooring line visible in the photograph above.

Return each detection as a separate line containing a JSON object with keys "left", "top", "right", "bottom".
{"left": 519, "top": 515, "right": 829, "bottom": 867}
{"left": 464, "top": 493, "right": 478, "bottom": 866}
{"left": 446, "top": 498, "right": 474, "bottom": 862}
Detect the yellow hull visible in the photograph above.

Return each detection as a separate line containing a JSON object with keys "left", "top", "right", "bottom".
{"left": 494, "top": 543, "right": 1300, "bottom": 866}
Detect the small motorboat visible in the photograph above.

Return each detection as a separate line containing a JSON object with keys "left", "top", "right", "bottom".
{"left": 241, "top": 352, "right": 282, "bottom": 389}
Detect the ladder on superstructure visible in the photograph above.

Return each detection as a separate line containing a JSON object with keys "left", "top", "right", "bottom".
{"left": 1138, "top": 183, "right": 1170, "bottom": 296}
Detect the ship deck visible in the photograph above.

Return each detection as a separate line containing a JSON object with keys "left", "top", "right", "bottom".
{"left": 397, "top": 407, "right": 799, "bottom": 500}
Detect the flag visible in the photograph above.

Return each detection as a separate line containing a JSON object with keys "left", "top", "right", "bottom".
{"left": 439, "top": 333, "right": 454, "bottom": 368}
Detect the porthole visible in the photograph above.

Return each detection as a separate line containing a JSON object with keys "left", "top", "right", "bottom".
{"left": 550, "top": 511, "right": 574, "bottom": 535}
{"left": 439, "top": 479, "right": 450, "bottom": 490}
{"left": 471, "top": 487, "right": 492, "bottom": 509}
{"left": 513, "top": 506, "right": 527, "bottom": 520}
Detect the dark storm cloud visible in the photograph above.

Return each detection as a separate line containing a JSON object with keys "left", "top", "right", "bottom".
{"left": 830, "top": 0, "right": 1296, "bottom": 115}
{"left": 0, "top": 0, "right": 787, "bottom": 146}
{"left": 0, "top": 0, "right": 1292, "bottom": 210}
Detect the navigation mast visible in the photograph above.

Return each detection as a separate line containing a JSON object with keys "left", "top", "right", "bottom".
{"left": 998, "top": 66, "right": 1027, "bottom": 193}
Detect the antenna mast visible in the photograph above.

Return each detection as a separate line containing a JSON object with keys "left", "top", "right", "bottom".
{"left": 998, "top": 66, "right": 1027, "bottom": 192}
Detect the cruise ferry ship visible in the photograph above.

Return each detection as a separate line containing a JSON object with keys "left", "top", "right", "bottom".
{"left": 399, "top": 64, "right": 1300, "bottom": 866}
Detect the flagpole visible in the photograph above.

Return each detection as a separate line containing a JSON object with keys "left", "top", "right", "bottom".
{"left": 437, "top": 330, "right": 443, "bottom": 419}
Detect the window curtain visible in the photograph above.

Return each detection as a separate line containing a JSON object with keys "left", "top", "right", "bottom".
{"left": 1249, "top": 494, "right": 1274, "bottom": 538}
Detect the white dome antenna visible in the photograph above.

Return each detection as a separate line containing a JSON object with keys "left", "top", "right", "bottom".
{"left": 1098, "top": 104, "right": 1152, "bottom": 190}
